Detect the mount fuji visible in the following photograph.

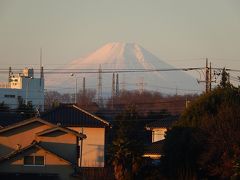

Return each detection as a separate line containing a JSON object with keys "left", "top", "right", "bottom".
{"left": 46, "top": 42, "right": 200, "bottom": 95}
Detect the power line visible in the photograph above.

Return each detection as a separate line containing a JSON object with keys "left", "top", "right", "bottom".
{"left": 0, "top": 67, "right": 204, "bottom": 74}
{"left": 0, "top": 67, "right": 239, "bottom": 74}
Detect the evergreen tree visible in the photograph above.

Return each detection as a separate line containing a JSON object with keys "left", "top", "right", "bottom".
{"left": 161, "top": 73, "right": 240, "bottom": 179}
{"left": 0, "top": 101, "right": 10, "bottom": 112}
{"left": 109, "top": 106, "right": 144, "bottom": 180}
{"left": 220, "top": 68, "right": 230, "bottom": 88}
{"left": 17, "top": 97, "right": 36, "bottom": 119}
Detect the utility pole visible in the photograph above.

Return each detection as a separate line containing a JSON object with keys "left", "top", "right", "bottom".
{"left": 205, "top": 58, "right": 210, "bottom": 93}
{"left": 209, "top": 62, "right": 212, "bottom": 92}
{"left": 198, "top": 58, "right": 214, "bottom": 93}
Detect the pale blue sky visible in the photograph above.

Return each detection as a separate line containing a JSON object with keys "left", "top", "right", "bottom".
{"left": 0, "top": 0, "right": 240, "bottom": 77}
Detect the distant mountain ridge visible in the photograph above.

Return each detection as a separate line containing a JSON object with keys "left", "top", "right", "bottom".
{"left": 46, "top": 42, "right": 200, "bottom": 95}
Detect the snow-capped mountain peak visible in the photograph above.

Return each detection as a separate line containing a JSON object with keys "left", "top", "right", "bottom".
{"left": 46, "top": 42, "right": 199, "bottom": 94}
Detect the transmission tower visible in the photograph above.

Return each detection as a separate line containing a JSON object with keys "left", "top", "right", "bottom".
{"left": 136, "top": 77, "right": 146, "bottom": 94}
{"left": 8, "top": 67, "right": 12, "bottom": 82}
{"left": 116, "top": 73, "right": 119, "bottom": 96}
{"left": 83, "top": 77, "right": 86, "bottom": 96}
{"left": 97, "top": 65, "right": 103, "bottom": 106}
{"left": 121, "top": 74, "right": 126, "bottom": 92}
{"left": 112, "top": 73, "right": 115, "bottom": 97}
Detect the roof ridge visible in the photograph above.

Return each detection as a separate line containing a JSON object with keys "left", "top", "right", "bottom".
{"left": 36, "top": 126, "right": 86, "bottom": 139}
{"left": 72, "top": 105, "right": 110, "bottom": 126}
{"left": 0, "top": 117, "right": 62, "bottom": 133}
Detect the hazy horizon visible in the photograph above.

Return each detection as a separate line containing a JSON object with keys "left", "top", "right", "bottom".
{"left": 0, "top": 0, "right": 239, "bottom": 92}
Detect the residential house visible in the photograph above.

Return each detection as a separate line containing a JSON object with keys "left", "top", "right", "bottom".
{"left": 144, "top": 116, "right": 178, "bottom": 159}
{"left": 0, "top": 117, "right": 86, "bottom": 179}
{"left": 41, "top": 104, "right": 110, "bottom": 168}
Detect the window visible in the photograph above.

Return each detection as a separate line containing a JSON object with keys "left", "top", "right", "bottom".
{"left": 24, "top": 156, "right": 34, "bottom": 165}
{"left": 24, "top": 156, "right": 44, "bottom": 166}
{"left": 35, "top": 156, "right": 44, "bottom": 165}
{"left": 4, "top": 94, "right": 15, "bottom": 98}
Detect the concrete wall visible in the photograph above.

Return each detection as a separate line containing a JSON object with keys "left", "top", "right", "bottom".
{"left": 70, "top": 127, "right": 105, "bottom": 167}
{"left": 0, "top": 88, "right": 22, "bottom": 109}
{"left": 0, "top": 75, "right": 44, "bottom": 111}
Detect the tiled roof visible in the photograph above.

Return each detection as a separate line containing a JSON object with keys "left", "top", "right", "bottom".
{"left": 0, "top": 112, "right": 24, "bottom": 127}
{"left": 0, "top": 117, "right": 52, "bottom": 133}
{"left": 0, "top": 117, "right": 86, "bottom": 139}
{"left": 41, "top": 104, "right": 109, "bottom": 128}
{"left": 146, "top": 116, "right": 179, "bottom": 129}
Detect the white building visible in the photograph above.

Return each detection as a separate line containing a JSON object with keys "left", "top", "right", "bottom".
{"left": 0, "top": 67, "right": 44, "bottom": 111}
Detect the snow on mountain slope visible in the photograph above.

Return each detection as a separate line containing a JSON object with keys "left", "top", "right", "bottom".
{"left": 46, "top": 42, "right": 200, "bottom": 94}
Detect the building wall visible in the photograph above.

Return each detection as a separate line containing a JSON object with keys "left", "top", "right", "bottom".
{"left": 21, "top": 77, "right": 44, "bottom": 111}
{"left": 0, "top": 122, "right": 50, "bottom": 157}
{"left": 0, "top": 70, "right": 44, "bottom": 111}
{"left": 152, "top": 128, "right": 167, "bottom": 142}
{"left": 0, "top": 147, "right": 76, "bottom": 180}
{"left": 0, "top": 88, "right": 21, "bottom": 109}
{"left": 70, "top": 127, "right": 105, "bottom": 167}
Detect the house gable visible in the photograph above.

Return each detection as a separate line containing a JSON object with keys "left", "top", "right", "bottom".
{"left": 0, "top": 118, "right": 53, "bottom": 157}
{"left": 41, "top": 104, "right": 110, "bottom": 168}
{"left": 0, "top": 141, "right": 71, "bottom": 165}
{"left": 0, "top": 141, "right": 74, "bottom": 179}
{"left": 146, "top": 116, "right": 179, "bottom": 142}
{"left": 36, "top": 128, "right": 82, "bottom": 164}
